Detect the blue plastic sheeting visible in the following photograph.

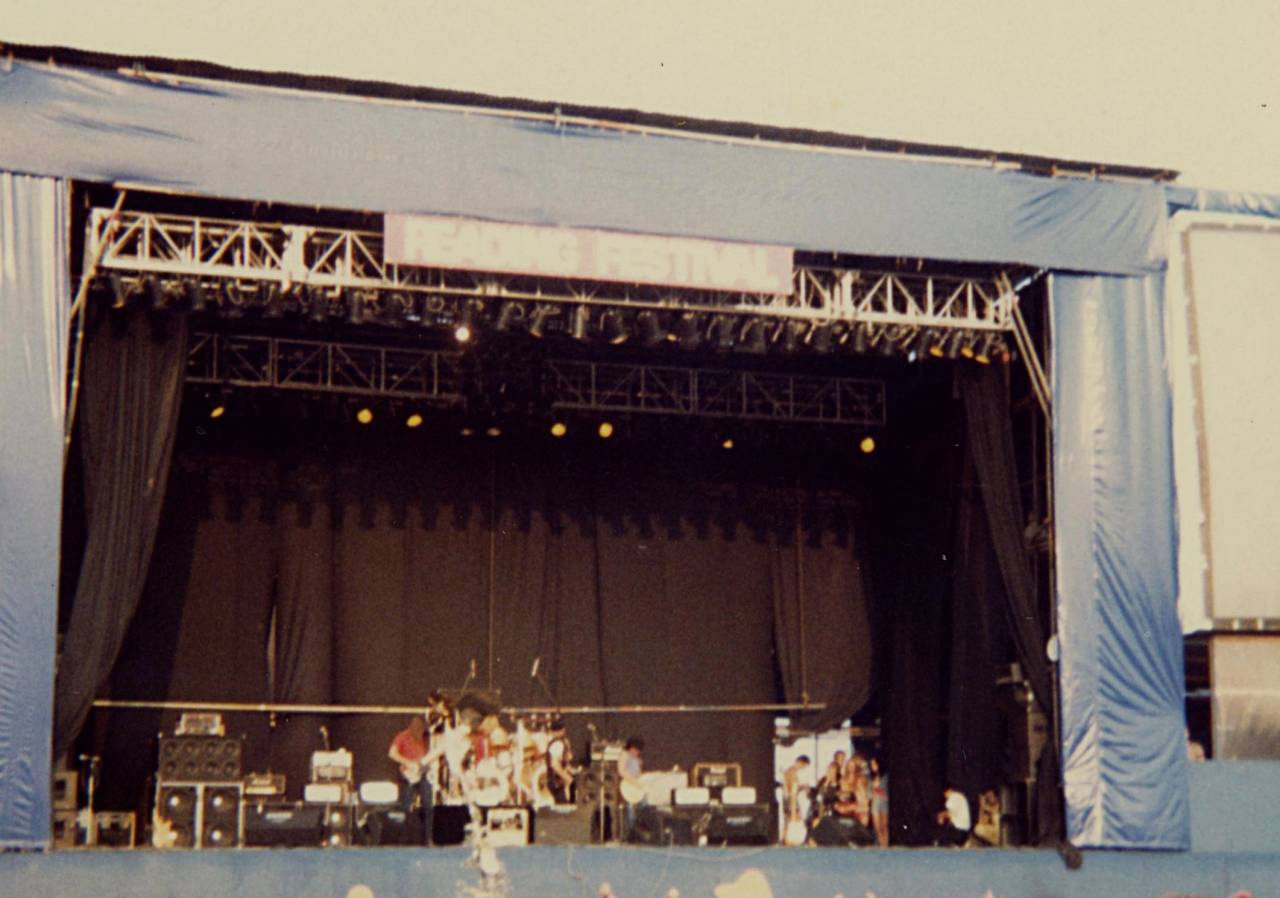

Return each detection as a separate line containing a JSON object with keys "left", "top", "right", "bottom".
{"left": 1190, "top": 761, "right": 1280, "bottom": 853}
{"left": 1166, "top": 184, "right": 1280, "bottom": 220}
{"left": 1051, "top": 272, "right": 1189, "bottom": 849}
{"left": 0, "top": 845, "right": 1275, "bottom": 898}
{"left": 0, "top": 61, "right": 1171, "bottom": 276}
{"left": 0, "top": 173, "right": 68, "bottom": 848}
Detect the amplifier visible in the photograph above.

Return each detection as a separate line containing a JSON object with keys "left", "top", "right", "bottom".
{"left": 484, "top": 805, "right": 530, "bottom": 847}
{"left": 52, "top": 809, "right": 78, "bottom": 849}
{"left": 304, "top": 782, "right": 349, "bottom": 805}
{"left": 358, "top": 780, "right": 399, "bottom": 805}
{"left": 355, "top": 807, "right": 422, "bottom": 846}
{"left": 692, "top": 762, "right": 741, "bottom": 789}
{"left": 94, "top": 811, "right": 136, "bottom": 848}
{"left": 154, "top": 782, "right": 243, "bottom": 849}
{"left": 243, "top": 772, "right": 286, "bottom": 798}
{"left": 310, "top": 749, "right": 354, "bottom": 784}
{"left": 706, "top": 803, "right": 771, "bottom": 846}
{"left": 673, "top": 786, "right": 711, "bottom": 806}
{"left": 321, "top": 804, "right": 354, "bottom": 847}
{"left": 52, "top": 770, "right": 78, "bottom": 810}
{"left": 157, "top": 735, "right": 243, "bottom": 783}
{"left": 721, "top": 786, "right": 757, "bottom": 805}
{"left": 244, "top": 801, "right": 324, "bottom": 848}
{"left": 533, "top": 804, "right": 593, "bottom": 845}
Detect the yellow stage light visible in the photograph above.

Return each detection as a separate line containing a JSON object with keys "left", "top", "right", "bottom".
{"left": 356, "top": 407, "right": 374, "bottom": 425}
{"left": 550, "top": 422, "right": 567, "bottom": 438}
{"left": 406, "top": 413, "right": 424, "bottom": 429}
{"left": 598, "top": 422, "right": 614, "bottom": 439}
{"left": 859, "top": 436, "right": 876, "bottom": 454}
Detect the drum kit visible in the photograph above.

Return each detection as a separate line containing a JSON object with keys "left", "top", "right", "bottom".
{"left": 427, "top": 705, "right": 572, "bottom": 810}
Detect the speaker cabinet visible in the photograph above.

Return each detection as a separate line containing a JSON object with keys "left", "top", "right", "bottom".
{"left": 355, "top": 807, "right": 422, "bottom": 846}
{"left": 811, "top": 814, "right": 874, "bottom": 847}
{"left": 52, "top": 771, "right": 78, "bottom": 811}
{"left": 244, "top": 802, "right": 324, "bottom": 848}
{"left": 158, "top": 736, "right": 243, "bottom": 783}
{"left": 155, "top": 782, "right": 243, "bottom": 849}
{"left": 432, "top": 805, "right": 471, "bottom": 846}
{"left": 322, "top": 804, "right": 354, "bottom": 847}
{"left": 706, "top": 804, "right": 772, "bottom": 846}
{"left": 533, "top": 804, "right": 594, "bottom": 845}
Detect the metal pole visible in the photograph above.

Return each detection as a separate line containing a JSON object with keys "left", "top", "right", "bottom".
{"left": 488, "top": 446, "right": 497, "bottom": 689}
{"left": 91, "top": 699, "right": 826, "bottom": 716}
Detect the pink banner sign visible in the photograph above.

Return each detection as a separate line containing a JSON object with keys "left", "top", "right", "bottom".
{"left": 384, "top": 213, "right": 794, "bottom": 295}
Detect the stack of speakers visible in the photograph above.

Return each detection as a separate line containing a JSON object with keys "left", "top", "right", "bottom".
{"left": 153, "top": 735, "right": 244, "bottom": 849}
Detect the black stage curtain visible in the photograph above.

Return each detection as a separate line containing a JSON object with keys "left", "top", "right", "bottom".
{"left": 961, "top": 367, "right": 1062, "bottom": 845}
{"left": 94, "top": 437, "right": 874, "bottom": 806}
{"left": 54, "top": 310, "right": 187, "bottom": 757}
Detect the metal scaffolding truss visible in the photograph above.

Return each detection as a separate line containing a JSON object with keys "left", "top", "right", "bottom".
{"left": 186, "top": 331, "right": 885, "bottom": 426}
{"left": 186, "top": 332, "right": 468, "bottom": 402}
{"left": 545, "top": 359, "right": 885, "bottom": 426}
{"left": 89, "top": 207, "right": 1018, "bottom": 332}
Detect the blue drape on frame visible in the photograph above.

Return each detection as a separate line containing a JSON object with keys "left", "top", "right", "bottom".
{"left": 0, "top": 173, "right": 68, "bottom": 849}
{"left": 1050, "top": 272, "right": 1189, "bottom": 849}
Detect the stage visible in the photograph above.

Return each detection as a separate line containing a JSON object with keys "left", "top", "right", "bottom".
{"left": 1, "top": 845, "right": 1274, "bottom": 898}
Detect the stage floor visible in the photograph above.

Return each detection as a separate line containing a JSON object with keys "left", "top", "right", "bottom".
{"left": 1, "top": 844, "right": 1274, "bottom": 898}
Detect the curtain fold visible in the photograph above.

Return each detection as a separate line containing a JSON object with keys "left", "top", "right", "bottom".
{"left": 0, "top": 173, "right": 69, "bottom": 848}
{"left": 53, "top": 309, "right": 188, "bottom": 756}
{"left": 960, "top": 366, "right": 1063, "bottom": 844}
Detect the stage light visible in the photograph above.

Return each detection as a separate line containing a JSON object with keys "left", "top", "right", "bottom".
{"left": 808, "top": 323, "right": 833, "bottom": 354}
{"left": 860, "top": 436, "right": 876, "bottom": 454}
{"left": 571, "top": 305, "right": 590, "bottom": 342}
{"left": 209, "top": 404, "right": 226, "bottom": 420}
{"left": 147, "top": 278, "right": 169, "bottom": 311}
{"left": 974, "top": 335, "right": 993, "bottom": 365}
{"left": 637, "top": 310, "right": 665, "bottom": 347}
{"left": 721, "top": 438, "right": 735, "bottom": 450}
{"left": 550, "top": 421, "right": 567, "bottom": 438}
{"left": 528, "top": 305, "right": 555, "bottom": 338}
{"left": 740, "top": 319, "right": 767, "bottom": 354}
{"left": 406, "top": 413, "right": 424, "bottom": 429}
{"left": 454, "top": 304, "right": 476, "bottom": 343}
{"left": 781, "top": 320, "right": 803, "bottom": 354}
{"left": 673, "top": 313, "right": 702, "bottom": 349}
{"left": 878, "top": 330, "right": 897, "bottom": 357}
{"left": 602, "top": 310, "right": 628, "bottom": 345}
{"left": 852, "top": 324, "right": 870, "bottom": 354}
{"left": 356, "top": 407, "right": 374, "bottom": 425}
{"left": 598, "top": 421, "right": 614, "bottom": 439}
{"left": 460, "top": 426, "right": 475, "bottom": 437}
{"left": 347, "top": 291, "right": 364, "bottom": 326}
{"left": 185, "top": 281, "right": 208, "bottom": 314}
{"left": 305, "top": 287, "right": 327, "bottom": 323}
{"left": 109, "top": 273, "right": 131, "bottom": 310}
{"left": 496, "top": 302, "right": 522, "bottom": 333}
{"left": 485, "top": 426, "right": 502, "bottom": 438}
{"left": 959, "top": 333, "right": 976, "bottom": 359}
{"left": 928, "top": 337, "right": 947, "bottom": 359}
{"left": 711, "top": 316, "right": 735, "bottom": 352}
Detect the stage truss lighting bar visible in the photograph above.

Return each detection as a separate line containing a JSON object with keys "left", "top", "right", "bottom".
{"left": 186, "top": 331, "right": 886, "bottom": 427}
{"left": 87, "top": 207, "right": 1021, "bottom": 336}
{"left": 544, "top": 360, "right": 885, "bottom": 426}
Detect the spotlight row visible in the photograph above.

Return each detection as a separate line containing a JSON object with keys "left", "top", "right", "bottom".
{"left": 200, "top": 399, "right": 879, "bottom": 453}
{"left": 110, "top": 275, "right": 1010, "bottom": 361}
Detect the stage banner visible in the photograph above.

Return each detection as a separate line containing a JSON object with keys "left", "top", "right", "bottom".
{"left": 0, "top": 172, "right": 69, "bottom": 848}
{"left": 385, "top": 213, "right": 794, "bottom": 294}
{"left": 1050, "top": 272, "right": 1189, "bottom": 849}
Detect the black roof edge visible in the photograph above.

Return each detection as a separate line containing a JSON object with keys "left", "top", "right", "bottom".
{"left": 2, "top": 40, "right": 1179, "bottom": 183}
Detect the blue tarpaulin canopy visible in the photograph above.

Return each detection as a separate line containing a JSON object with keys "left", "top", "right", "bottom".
{"left": 6, "top": 58, "right": 1277, "bottom": 851}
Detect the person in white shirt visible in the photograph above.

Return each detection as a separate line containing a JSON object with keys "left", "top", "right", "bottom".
{"left": 934, "top": 786, "right": 971, "bottom": 846}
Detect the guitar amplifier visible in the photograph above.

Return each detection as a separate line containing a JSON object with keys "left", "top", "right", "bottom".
{"left": 244, "top": 801, "right": 324, "bottom": 848}
{"left": 483, "top": 805, "right": 530, "bottom": 847}
{"left": 706, "top": 803, "right": 771, "bottom": 846}
{"left": 157, "top": 735, "right": 243, "bottom": 783}
{"left": 310, "top": 749, "right": 353, "bottom": 783}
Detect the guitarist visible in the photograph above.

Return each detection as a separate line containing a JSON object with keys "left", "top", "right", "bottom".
{"left": 545, "top": 717, "right": 575, "bottom": 804}
{"left": 618, "top": 736, "right": 645, "bottom": 840}
{"left": 388, "top": 715, "right": 436, "bottom": 845}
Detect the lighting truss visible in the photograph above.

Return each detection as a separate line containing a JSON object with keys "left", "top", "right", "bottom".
{"left": 186, "top": 331, "right": 885, "bottom": 427}
{"left": 186, "top": 332, "right": 468, "bottom": 402}
{"left": 545, "top": 360, "right": 885, "bottom": 426}
{"left": 88, "top": 207, "right": 1019, "bottom": 333}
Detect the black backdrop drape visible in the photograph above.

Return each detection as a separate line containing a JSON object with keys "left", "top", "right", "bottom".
{"left": 91, "top": 431, "right": 877, "bottom": 810}
{"left": 75, "top": 356, "right": 1056, "bottom": 846}
{"left": 54, "top": 309, "right": 187, "bottom": 757}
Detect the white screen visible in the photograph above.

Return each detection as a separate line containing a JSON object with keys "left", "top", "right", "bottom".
{"left": 1177, "top": 222, "right": 1280, "bottom": 623}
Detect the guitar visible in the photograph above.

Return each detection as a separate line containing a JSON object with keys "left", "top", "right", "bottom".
{"left": 619, "top": 778, "right": 647, "bottom": 805}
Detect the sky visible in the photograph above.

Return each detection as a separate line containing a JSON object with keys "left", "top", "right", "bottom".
{"left": 2, "top": 0, "right": 1277, "bottom": 192}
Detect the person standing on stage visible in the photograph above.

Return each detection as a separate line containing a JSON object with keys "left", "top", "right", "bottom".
{"left": 618, "top": 736, "right": 645, "bottom": 838}
{"left": 388, "top": 715, "right": 436, "bottom": 845}
{"left": 782, "top": 755, "right": 811, "bottom": 836}
{"left": 869, "top": 754, "right": 889, "bottom": 847}
{"left": 934, "top": 785, "right": 971, "bottom": 847}
{"left": 546, "top": 717, "right": 575, "bottom": 804}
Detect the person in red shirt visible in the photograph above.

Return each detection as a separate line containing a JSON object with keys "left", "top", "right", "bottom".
{"left": 388, "top": 715, "right": 435, "bottom": 845}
